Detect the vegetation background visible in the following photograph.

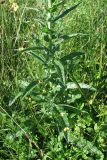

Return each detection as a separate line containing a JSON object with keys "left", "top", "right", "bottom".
{"left": 0, "top": 0, "right": 107, "bottom": 159}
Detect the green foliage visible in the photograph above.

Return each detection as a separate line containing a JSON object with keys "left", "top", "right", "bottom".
{"left": 53, "top": 2, "right": 81, "bottom": 22}
{"left": 0, "top": 0, "right": 107, "bottom": 159}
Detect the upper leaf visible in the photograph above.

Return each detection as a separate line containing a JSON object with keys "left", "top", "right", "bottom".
{"left": 60, "top": 52, "right": 85, "bottom": 63}
{"left": 20, "top": 49, "right": 47, "bottom": 64}
{"left": 53, "top": 2, "right": 81, "bottom": 22}
{"left": 66, "top": 82, "right": 96, "bottom": 91}
{"left": 54, "top": 60, "right": 65, "bottom": 85}
{"left": 19, "top": 46, "right": 49, "bottom": 53}
{"left": 9, "top": 92, "right": 23, "bottom": 106}
{"left": 22, "top": 81, "right": 37, "bottom": 99}
{"left": 50, "top": 1, "right": 65, "bottom": 12}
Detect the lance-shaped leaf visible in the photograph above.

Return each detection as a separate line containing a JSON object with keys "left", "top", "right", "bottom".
{"left": 29, "top": 51, "right": 47, "bottom": 64}
{"left": 20, "top": 50, "right": 46, "bottom": 64}
{"left": 20, "top": 46, "right": 49, "bottom": 53}
{"left": 54, "top": 104, "right": 71, "bottom": 142}
{"left": 22, "top": 81, "right": 37, "bottom": 99}
{"left": 9, "top": 92, "right": 23, "bottom": 106}
{"left": 60, "top": 52, "right": 85, "bottom": 63}
{"left": 66, "top": 82, "right": 96, "bottom": 91}
{"left": 54, "top": 60, "right": 65, "bottom": 84}
{"left": 53, "top": 2, "right": 81, "bottom": 22}
{"left": 50, "top": 1, "right": 65, "bottom": 12}
{"left": 55, "top": 33, "right": 87, "bottom": 45}
{"left": 55, "top": 104, "right": 69, "bottom": 127}
{"left": 59, "top": 33, "right": 87, "bottom": 40}
{"left": 19, "top": 80, "right": 30, "bottom": 89}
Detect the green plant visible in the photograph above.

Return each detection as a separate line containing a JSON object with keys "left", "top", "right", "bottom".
{"left": 18, "top": 1, "right": 96, "bottom": 110}
{"left": 1, "top": 0, "right": 106, "bottom": 159}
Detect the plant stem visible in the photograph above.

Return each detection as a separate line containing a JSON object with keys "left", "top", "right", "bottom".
{"left": 47, "top": 0, "right": 52, "bottom": 30}
{"left": 47, "top": 0, "right": 53, "bottom": 60}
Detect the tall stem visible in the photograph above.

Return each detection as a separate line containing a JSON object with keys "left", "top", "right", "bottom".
{"left": 47, "top": 0, "right": 52, "bottom": 30}
{"left": 47, "top": 0, "right": 53, "bottom": 60}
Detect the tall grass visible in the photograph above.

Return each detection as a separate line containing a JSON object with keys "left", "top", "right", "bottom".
{"left": 0, "top": 0, "right": 107, "bottom": 159}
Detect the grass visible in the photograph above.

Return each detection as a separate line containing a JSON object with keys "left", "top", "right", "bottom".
{"left": 0, "top": 0, "right": 107, "bottom": 159}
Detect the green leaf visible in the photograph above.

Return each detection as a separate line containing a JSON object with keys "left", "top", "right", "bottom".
{"left": 70, "top": 94, "right": 82, "bottom": 103}
{"left": 52, "top": 84, "right": 61, "bottom": 93}
{"left": 71, "top": 76, "right": 85, "bottom": 97}
{"left": 50, "top": 1, "right": 65, "bottom": 12}
{"left": 54, "top": 60, "right": 65, "bottom": 84}
{"left": 55, "top": 33, "right": 87, "bottom": 45}
{"left": 54, "top": 104, "right": 71, "bottom": 142}
{"left": 53, "top": 2, "right": 81, "bottom": 22}
{"left": 44, "top": 35, "right": 50, "bottom": 42}
{"left": 52, "top": 0, "right": 56, "bottom": 4}
{"left": 22, "top": 81, "right": 37, "bottom": 99}
{"left": 20, "top": 46, "right": 49, "bottom": 53}
{"left": 55, "top": 104, "right": 69, "bottom": 127}
{"left": 29, "top": 51, "right": 46, "bottom": 64}
{"left": 9, "top": 0, "right": 14, "bottom": 3}
{"left": 19, "top": 80, "right": 29, "bottom": 89}
{"left": 58, "top": 103, "right": 83, "bottom": 113}
{"left": 42, "top": 26, "right": 50, "bottom": 33}
{"left": 9, "top": 92, "right": 23, "bottom": 106}
{"left": 20, "top": 50, "right": 46, "bottom": 64}
{"left": 60, "top": 52, "right": 85, "bottom": 62}
{"left": 97, "top": 110, "right": 107, "bottom": 117}
{"left": 59, "top": 33, "right": 87, "bottom": 40}
{"left": 66, "top": 82, "right": 96, "bottom": 91}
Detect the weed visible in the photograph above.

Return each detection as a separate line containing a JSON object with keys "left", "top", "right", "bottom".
{"left": 0, "top": 0, "right": 107, "bottom": 159}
